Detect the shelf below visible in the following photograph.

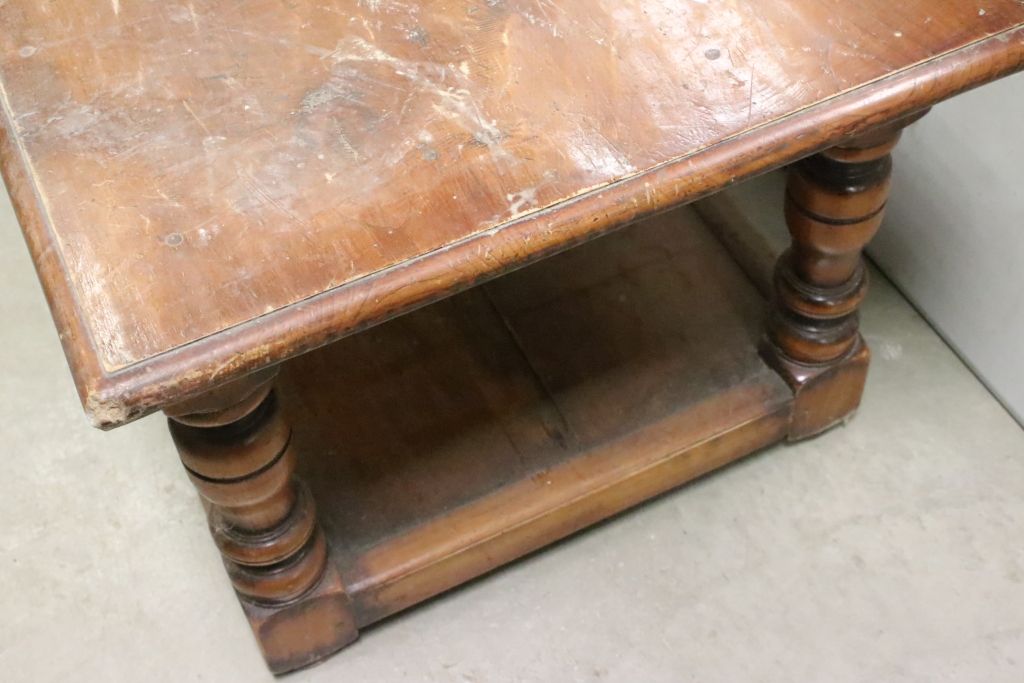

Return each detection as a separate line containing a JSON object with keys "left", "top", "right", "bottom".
{"left": 277, "top": 206, "right": 794, "bottom": 628}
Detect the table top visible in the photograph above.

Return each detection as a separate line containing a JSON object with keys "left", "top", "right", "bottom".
{"left": 2, "top": 0, "right": 1023, "bottom": 427}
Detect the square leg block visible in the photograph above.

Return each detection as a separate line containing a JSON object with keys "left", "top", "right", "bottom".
{"left": 240, "top": 563, "right": 359, "bottom": 675}
{"left": 761, "top": 336, "right": 871, "bottom": 441}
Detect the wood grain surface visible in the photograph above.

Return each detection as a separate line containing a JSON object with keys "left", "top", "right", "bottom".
{"left": 2, "top": 1, "right": 1023, "bottom": 425}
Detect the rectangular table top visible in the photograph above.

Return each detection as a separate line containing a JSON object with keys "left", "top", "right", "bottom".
{"left": 2, "top": 0, "right": 1023, "bottom": 426}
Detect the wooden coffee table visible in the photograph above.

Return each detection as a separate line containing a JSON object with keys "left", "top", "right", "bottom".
{"left": 3, "top": 0, "right": 1023, "bottom": 674}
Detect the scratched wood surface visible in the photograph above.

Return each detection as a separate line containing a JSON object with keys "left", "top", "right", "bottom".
{"left": 1, "top": 0, "right": 1023, "bottom": 425}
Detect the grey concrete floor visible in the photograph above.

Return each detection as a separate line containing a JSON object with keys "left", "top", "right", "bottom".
{"left": 2, "top": 177, "right": 1023, "bottom": 683}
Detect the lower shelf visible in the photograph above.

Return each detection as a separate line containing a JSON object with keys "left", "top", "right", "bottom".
{"left": 277, "top": 206, "right": 794, "bottom": 629}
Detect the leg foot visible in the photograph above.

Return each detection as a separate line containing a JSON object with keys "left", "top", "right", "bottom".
{"left": 762, "top": 336, "right": 870, "bottom": 440}
{"left": 241, "top": 557, "right": 357, "bottom": 674}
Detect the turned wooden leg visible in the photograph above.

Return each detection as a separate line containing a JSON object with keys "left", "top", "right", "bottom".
{"left": 165, "top": 368, "right": 358, "bottom": 674}
{"left": 762, "top": 113, "right": 925, "bottom": 440}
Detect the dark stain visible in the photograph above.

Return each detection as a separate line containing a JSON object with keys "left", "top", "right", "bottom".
{"left": 421, "top": 148, "right": 440, "bottom": 162}
{"left": 704, "top": 48, "right": 722, "bottom": 61}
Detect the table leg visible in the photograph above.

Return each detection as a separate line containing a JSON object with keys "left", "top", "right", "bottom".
{"left": 164, "top": 368, "right": 358, "bottom": 674}
{"left": 762, "top": 113, "right": 925, "bottom": 440}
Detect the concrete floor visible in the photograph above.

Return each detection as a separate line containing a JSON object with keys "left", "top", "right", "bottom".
{"left": 2, "top": 177, "right": 1023, "bottom": 683}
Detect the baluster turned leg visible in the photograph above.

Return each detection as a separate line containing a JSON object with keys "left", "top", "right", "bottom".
{"left": 762, "top": 113, "right": 926, "bottom": 440}
{"left": 164, "top": 368, "right": 357, "bottom": 674}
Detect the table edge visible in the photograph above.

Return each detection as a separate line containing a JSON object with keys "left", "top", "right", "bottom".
{"left": 4, "top": 24, "right": 1024, "bottom": 429}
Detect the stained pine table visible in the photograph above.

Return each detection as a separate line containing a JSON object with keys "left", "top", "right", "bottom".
{"left": 3, "top": 0, "right": 1024, "bottom": 674}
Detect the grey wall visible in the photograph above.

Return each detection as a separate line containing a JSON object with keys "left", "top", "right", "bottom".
{"left": 868, "top": 72, "right": 1024, "bottom": 426}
